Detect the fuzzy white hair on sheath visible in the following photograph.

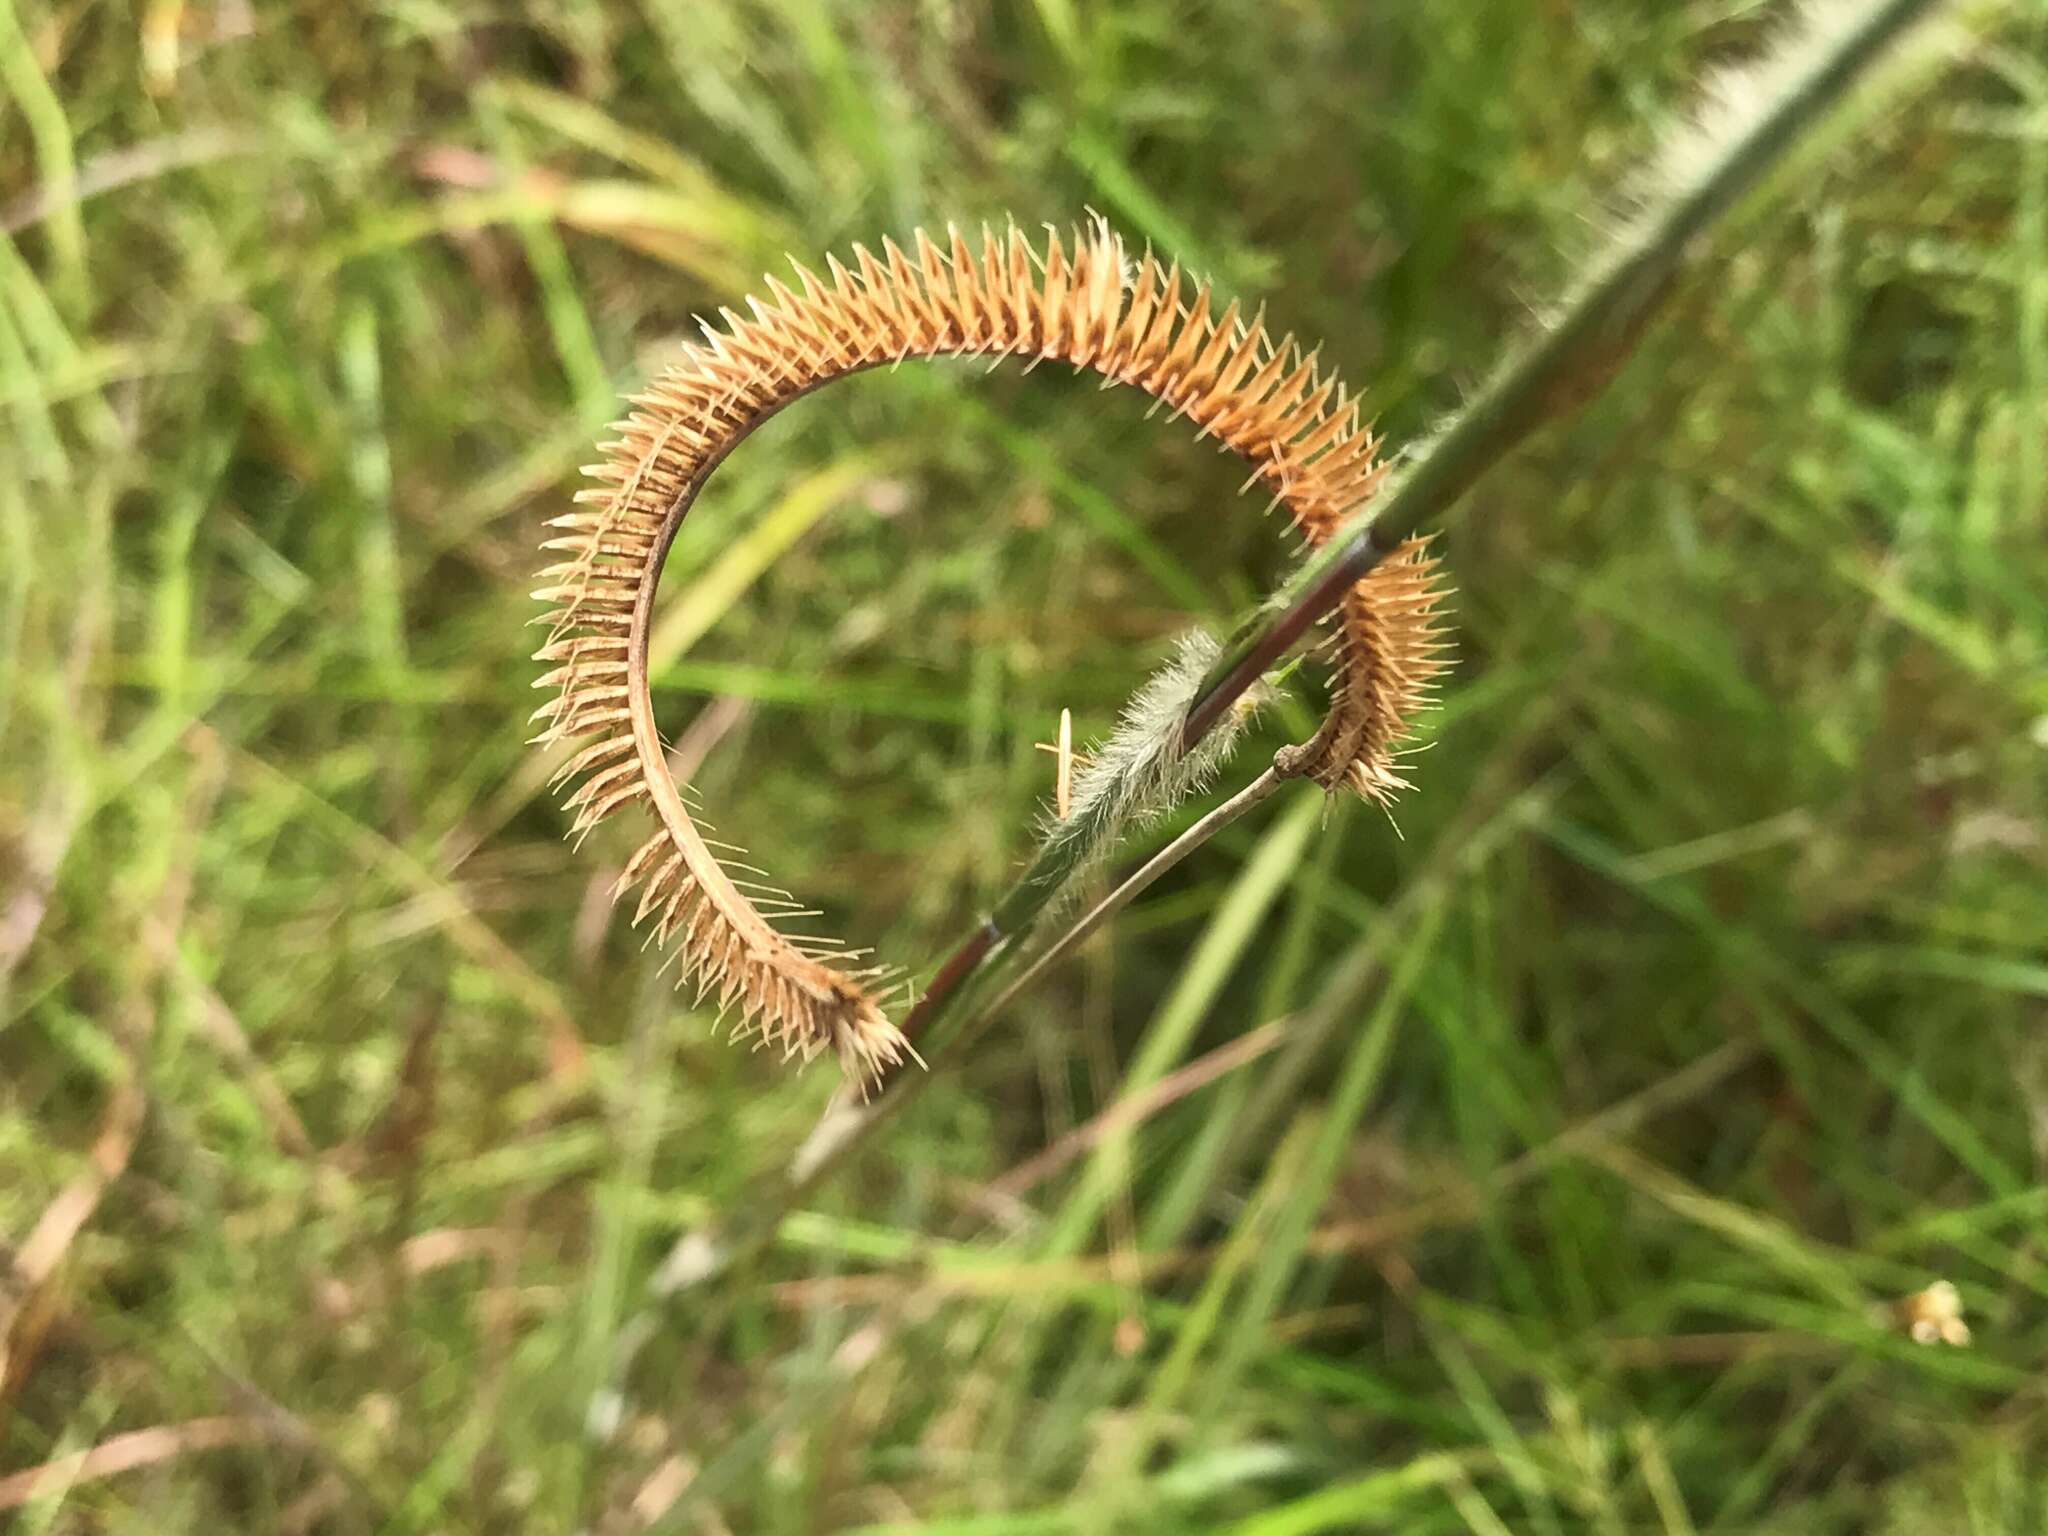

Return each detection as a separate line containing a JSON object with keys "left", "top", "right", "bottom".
{"left": 1397, "top": 0, "right": 1954, "bottom": 477}
{"left": 1030, "top": 630, "right": 1257, "bottom": 900}
{"left": 1634, "top": 0, "right": 1951, "bottom": 214}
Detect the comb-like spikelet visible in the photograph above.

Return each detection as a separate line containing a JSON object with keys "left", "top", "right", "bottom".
{"left": 1323, "top": 537, "right": 1454, "bottom": 804}
{"left": 533, "top": 216, "right": 1450, "bottom": 1087}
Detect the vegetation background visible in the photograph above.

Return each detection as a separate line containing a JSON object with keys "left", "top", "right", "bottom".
{"left": 4, "top": 0, "right": 2046, "bottom": 1530}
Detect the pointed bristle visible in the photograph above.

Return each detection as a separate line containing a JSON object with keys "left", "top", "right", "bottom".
{"left": 1292, "top": 537, "right": 1453, "bottom": 802}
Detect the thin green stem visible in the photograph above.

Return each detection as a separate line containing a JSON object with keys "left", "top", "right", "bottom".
{"left": 1180, "top": 0, "right": 1949, "bottom": 739}
{"left": 979, "top": 770, "right": 1286, "bottom": 1027}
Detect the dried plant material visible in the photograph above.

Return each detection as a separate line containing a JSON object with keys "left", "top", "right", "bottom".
{"left": 0, "top": 1417, "right": 276, "bottom": 1510}
{"left": 1276, "top": 534, "right": 1451, "bottom": 798}
{"left": 991, "top": 1017, "right": 1289, "bottom": 1199}
{"left": 533, "top": 217, "right": 1450, "bottom": 1085}
{"left": 2, "top": 1077, "right": 145, "bottom": 1395}
{"left": 7, "top": 1080, "right": 143, "bottom": 1294}
{"left": 1884, "top": 1279, "right": 1971, "bottom": 1346}
{"left": 398, "top": 1227, "right": 518, "bottom": 1276}
{"left": 1034, "top": 708, "right": 1078, "bottom": 819}
{"left": 629, "top": 1453, "right": 697, "bottom": 1526}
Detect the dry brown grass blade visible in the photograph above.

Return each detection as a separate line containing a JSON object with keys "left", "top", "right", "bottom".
{"left": 534, "top": 216, "right": 1452, "bottom": 1087}
{"left": 989, "top": 1017, "right": 1291, "bottom": 1200}
{"left": 7, "top": 1081, "right": 144, "bottom": 1297}
{"left": 0, "top": 1416, "right": 279, "bottom": 1510}
{"left": 1, "top": 1077, "right": 147, "bottom": 1406}
{"left": 630, "top": 1454, "right": 699, "bottom": 1526}
{"left": 0, "top": 1073, "right": 144, "bottom": 1425}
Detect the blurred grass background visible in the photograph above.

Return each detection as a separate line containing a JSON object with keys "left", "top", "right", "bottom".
{"left": 4, "top": 0, "right": 2047, "bottom": 1530}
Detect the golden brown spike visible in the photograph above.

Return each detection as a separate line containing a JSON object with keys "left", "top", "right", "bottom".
{"left": 531, "top": 218, "right": 1449, "bottom": 1089}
